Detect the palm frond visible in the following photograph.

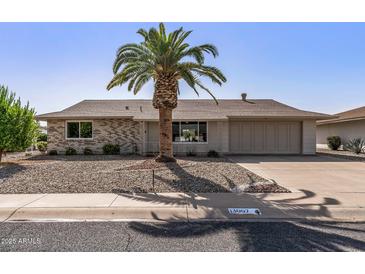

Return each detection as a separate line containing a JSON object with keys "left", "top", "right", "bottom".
{"left": 168, "top": 27, "right": 183, "bottom": 45}
{"left": 137, "top": 28, "right": 148, "bottom": 40}
{"left": 133, "top": 74, "right": 152, "bottom": 95}
{"left": 172, "top": 30, "right": 192, "bottom": 49}
{"left": 195, "top": 81, "right": 218, "bottom": 104}
{"left": 193, "top": 65, "right": 227, "bottom": 83}
{"left": 177, "top": 68, "right": 200, "bottom": 96}
{"left": 159, "top": 23, "right": 166, "bottom": 40}
{"left": 198, "top": 44, "right": 219, "bottom": 57}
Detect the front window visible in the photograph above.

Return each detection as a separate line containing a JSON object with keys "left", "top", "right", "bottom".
{"left": 172, "top": 121, "right": 207, "bottom": 143}
{"left": 66, "top": 121, "right": 93, "bottom": 139}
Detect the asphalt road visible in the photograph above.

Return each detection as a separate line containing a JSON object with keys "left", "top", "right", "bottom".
{"left": 0, "top": 221, "right": 364, "bottom": 251}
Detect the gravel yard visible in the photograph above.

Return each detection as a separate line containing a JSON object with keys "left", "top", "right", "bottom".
{"left": 0, "top": 155, "right": 289, "bottom": 193}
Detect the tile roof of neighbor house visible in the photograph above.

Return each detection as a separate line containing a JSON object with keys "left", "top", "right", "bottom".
{"left": 36, "top": 99, "right": 333, "bottom": 121}
{"left": 317, "top": 106, "right": 365, "bottom": 125}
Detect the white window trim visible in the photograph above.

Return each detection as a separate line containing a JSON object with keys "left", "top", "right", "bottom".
{"left": 65, "top": 120, "right": 94, "bottom": 140}
{"left": 172, "top": 121, "right": 208, "bottom": 144}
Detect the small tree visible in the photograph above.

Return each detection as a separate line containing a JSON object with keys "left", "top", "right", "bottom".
{"left": 0, "top": 85, "right": 39, "bottom": 162}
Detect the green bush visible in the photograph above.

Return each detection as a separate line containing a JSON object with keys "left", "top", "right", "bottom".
{"left": 327, "top": 136, "right": 341, "bottom": 150}
{"left": 65, "top": 147, "right": 77, "bottom": 155}
{"left": 83, "top": 147, "right": 93, "bottom": 155}
{"left": 207, "top": 150, "right": 219, "bottom": 157}
{"left": 37, "top": 141, "right": 47, "bottom": 152}
{"left": 48, "top": 150, "right": 58, "bottom": 155}
{"left": 0, "top": 85, "right": 39, "bottom": 162}
{"left": 345, "top": 138, "right": 365, "bottom": 154}
{"left": 102, "top": 144, "right": 120, "bottom": 155}
{"left": 37, "top": 133, "right": 48, "bottom": 142}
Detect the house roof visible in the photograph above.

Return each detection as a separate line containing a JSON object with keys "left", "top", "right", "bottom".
{"left": 36, "top": 99, "right": 333, "bottom": 121}
{"left": 317, "top": 106, "right": 365, "bottom": 125}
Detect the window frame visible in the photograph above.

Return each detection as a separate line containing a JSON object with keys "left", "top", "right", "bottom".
{"left": 65, "top": 120, "right": 93, "bottom": 140}
{"left": 172, "top": 121, "right": 208, "bottom": 144}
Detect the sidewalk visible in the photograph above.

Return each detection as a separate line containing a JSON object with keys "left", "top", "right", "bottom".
{"left": 1, "top": 192, "right": 364, "bottom": 222}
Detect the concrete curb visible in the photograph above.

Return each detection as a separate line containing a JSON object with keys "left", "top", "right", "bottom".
{"left": 1, "top": 192, "right": 365, "bottom": 223}
{"left": 1, "top": 206, "right": 364, "bottom": 223}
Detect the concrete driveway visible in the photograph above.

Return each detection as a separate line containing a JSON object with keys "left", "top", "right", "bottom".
{"left": 230, "top": 155, "right": 365, "bottom": 221}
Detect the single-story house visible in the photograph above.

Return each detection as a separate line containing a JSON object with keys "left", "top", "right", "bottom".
{"left": 36, "top": 95, "right": 332, "bottom": 155}
{"left": 317, "top": 106, "right": 365, "bottom": 147}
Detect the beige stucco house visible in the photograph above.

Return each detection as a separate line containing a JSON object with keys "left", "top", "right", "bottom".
{"left": 36, "top": 96, "right": 332, "bottom": 156}
{"left": 317, "top": 106, "right": 365, "bottom": 147}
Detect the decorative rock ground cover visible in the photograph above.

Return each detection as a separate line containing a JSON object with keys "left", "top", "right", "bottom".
{"left": 0, "top": 155, "right": 289, "bottom": 194}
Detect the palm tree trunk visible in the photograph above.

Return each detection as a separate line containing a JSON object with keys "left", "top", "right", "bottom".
{"left": 155, "top": 108, "right": 176, "bottom": 162}
{"left": 0, "top": 149, "right": 3, "bottom": 163}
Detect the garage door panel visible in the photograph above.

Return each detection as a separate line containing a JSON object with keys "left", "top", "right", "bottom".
{"left": 229, "top": 122, "right": 241, "bottom": 152}
{"left": 253, "top": 123, "right": 265, "bottom": 152}
{"left": 277, "top": 123, "right": 289, "bottom": 152}
{"left": 265, "top": 123, "right": 277, "bottom": 153}
{"left": 241, "top": 122, "right": 253, "bottom": 151}
{"left": 289, "top": 123, "right": 301, "bottom": 153}
{"left": 230, "top": 121, "right": 302, "bottom": 154}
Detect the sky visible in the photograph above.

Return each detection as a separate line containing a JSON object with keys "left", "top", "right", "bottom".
{"left": 0, "top": 22, "right": 364, "bottom": 115}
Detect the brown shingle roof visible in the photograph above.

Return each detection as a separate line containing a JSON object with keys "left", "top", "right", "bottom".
{"left": 36, "top": 99, "right": 333, "bottom": 121}
{"left": 317, "top": 106, "right": 365, "bottom": 125}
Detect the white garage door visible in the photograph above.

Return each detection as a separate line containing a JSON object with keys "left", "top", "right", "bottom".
{"left": 229, "top": 121, "right": 302, "bottom": 154}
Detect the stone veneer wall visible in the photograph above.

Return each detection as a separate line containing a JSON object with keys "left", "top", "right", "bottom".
{"left": 47, "top": 119, "right": 143, "bottom": 154}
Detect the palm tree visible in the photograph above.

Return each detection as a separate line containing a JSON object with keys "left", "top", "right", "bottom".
{"left": 107, "top": 23, "right": 226, "bottom": 162}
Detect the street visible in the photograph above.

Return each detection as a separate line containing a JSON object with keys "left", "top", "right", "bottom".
{"left": 0, "top": 221, "right": 364, "bottom": 251}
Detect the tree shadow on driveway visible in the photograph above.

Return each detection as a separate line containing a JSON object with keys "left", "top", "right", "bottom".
{"left": 255, "top": 189, "right": 341, "bottom": 219}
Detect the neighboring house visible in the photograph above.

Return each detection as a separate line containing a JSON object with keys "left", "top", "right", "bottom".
{"left": 36, "top": 95, "right": 332, "bottom": 155}
{"left": 317, "top": 106, "right": 365, "bottom": 147}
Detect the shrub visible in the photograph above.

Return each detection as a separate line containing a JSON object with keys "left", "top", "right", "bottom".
{"left": 37, "top": 141, "right": 47, "bottom": 152}
{"left": 207, "top": 150, "right": 219, "bottom": 157}
{"left": 48, "top": 150, "right": 58, "bottom": 155}
{"left": 37, "top": 133, "right": 48, "bottom": 142}
{"left": 0, "top": 85, "right": 38, "bottom": 162}
{"left": 102, "top": 144, "right": 120, "bottom": 155}
{"left": 186, "top": 150, "right": 197, "bottom": 157}
{"left": 132, "top": 142, "right": 138, "bottom": 155}
{"left": 65, "top": 147, "right": 77, "bottom": 155}
{"left": 83, "top": 147, "right": 93, "bottom": 155}
{"left": 344, "top": 138, "right": 365, "bottom": 154}
{"left": 327, "top": 136, "right": 341, "bottom": 150}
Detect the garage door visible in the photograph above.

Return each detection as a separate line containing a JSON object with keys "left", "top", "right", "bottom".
{"left": 229, "top": 121, "right": 302, "bottom": 154}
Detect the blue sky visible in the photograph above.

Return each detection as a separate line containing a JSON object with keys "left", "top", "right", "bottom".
{"left": 0, "top": 22, "right": 364, "bottom": 115}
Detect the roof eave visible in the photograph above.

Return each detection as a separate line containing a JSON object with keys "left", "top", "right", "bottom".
{"left": 36, "top": 115, "right": 134, "bottom": 120}
{"left": 317, "top": 116, "right": 365, "bottom": 125}
{"left": 227, "top": 115, "right": 334, "bottom": 120}
{"left": 133, "top": 118, "right": 228, "bottom": 122}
